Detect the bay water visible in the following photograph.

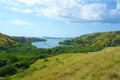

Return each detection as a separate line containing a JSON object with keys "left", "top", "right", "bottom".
{"left": 32, "top": 38, "right": 67, "bottom": 48}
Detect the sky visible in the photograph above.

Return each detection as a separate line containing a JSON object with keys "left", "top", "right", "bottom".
{"left": 0, "top": 0, "right": 120, "bottom": 37}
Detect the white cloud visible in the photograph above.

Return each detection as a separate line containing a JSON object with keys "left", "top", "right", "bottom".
{"left": 5, "top": 7, "right": 32, "bottom": 14}
{"left": 22, "top": 9, "right": 32, "bottom": 14}
{"left": 6, "top": 7, "right": 19, "bottom": 12}
{"left": 16, "top": 0, "right": 56, "bottom": 6}
{"left": 1, "top": 0, "right": 120, "bottom": 23}
{"left": 41, "top": 7, "right": 60, "bottom": 18}
{"left": 1, "top": 0, "right": 15, "bottom": 5}
{"left": 9, "top": 19, "right": 31, "bottom": 25}
{"left": 16, "top": 0, "right": 42, "bottom": 6}
{"left": 117, "top": 0, "right": 120, "bottom": 10}
{"left": 77, "top": 3, "right": 105, "bottom": 21}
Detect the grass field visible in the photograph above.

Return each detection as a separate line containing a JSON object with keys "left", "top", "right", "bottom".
{"left": 11, "top": 46, "right": 120, "bottom": 80}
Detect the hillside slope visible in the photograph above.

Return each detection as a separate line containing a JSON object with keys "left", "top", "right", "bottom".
{"left": 59, "top": 31, "right": 120, "bottom": 47}
{"left": 12, "top": 36, "right": 46, "bottom": 43}
{"left": 0, "top": 33, "right": 18, "bottom": 49}
{"left": 12, "top": 46, "right": 120, "bottom": 80}
{"left": 0, "top": 33, "right": 46, "bottom": 49}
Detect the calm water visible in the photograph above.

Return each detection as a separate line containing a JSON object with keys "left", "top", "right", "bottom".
{"left": 32, "top": 38, "right": 67, "bottom": 48}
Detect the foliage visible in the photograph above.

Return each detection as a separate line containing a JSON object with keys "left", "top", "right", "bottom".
{"left": 0, "top": 65, "right": 16, "bottom": 77}
{"left": 0, "top": 59, "right": 7, "bottom": 67}
{"left": 0, "top": 31, "right": 120, "bottom": 78}
{"left": 50, "top": 45, "right": 104, "bottom": 54}
{"left": 0, "top": 33, "right": 46, "bottom": 49}
{"left": 0, "top": 33, "right": 18, "bottom": 49}
{"left": 14, "top": 60, "right": 30, "bottom": 69}
{"left": 12, "top": 36, "right": 46, "bottom": 43}
{"left": 11, "top": 46, "right": 120, "bottom": 80}
{"left": 59, "top": 31, "right": 120, "bottom": 47}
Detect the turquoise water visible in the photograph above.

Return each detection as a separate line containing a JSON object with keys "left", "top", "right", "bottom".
{"left": 32, "top": 38, "right": 67, "bottom": 48}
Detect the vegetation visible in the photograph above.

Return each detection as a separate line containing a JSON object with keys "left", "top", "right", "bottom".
{"left": 11, "top": 46, "right": 120, "bottom": 80}
{"left": 12, "top": 36, "right": 46, "bottom": 43}
{"left": 0, "top": 33, "right": 18, "bottom": 49}
{"left": 0, "top": 43, "right": 44, "bottom": 77}
{"left": 0, "top": 33, "right": 47, "bottom": 77}
{"left": 0, "top": 43, "right": 104, "bottom": 77}
{"left": 0, "top": 31, "right": 120, "bottom": 79}
{"left": 59, "top": 31, "right": 120, "bottom": 47}
{"left": 0, "top": 33, "right": 46, "bottom": 49}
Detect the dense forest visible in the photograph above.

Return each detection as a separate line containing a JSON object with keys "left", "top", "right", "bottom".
{"left": 0, "top": 31, "right": 120, "bottom": 78}
{"left": 12, "top": 36, "right": 46, "bottom": 43}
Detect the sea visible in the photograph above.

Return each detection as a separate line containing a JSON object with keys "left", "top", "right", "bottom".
{"left": 32, "top": 38, "right": 69, "bottom": 48}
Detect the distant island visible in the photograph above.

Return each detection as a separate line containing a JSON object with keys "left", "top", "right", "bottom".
{"left": 42, "top": 36, "right": 72, "bottom": 39}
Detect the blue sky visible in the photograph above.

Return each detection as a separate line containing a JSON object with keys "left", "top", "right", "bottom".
{"left": 0, "top": 0, "right": 120, "bottom": 37}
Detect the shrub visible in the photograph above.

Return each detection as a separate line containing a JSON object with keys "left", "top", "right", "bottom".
{"left": 44, "top": 59, "right": 49, "bottom": 62}
{"left": 0, "top": 65, "right": 16, "bottom": 77}
{"left": 14, "top": 60, "right": 30, "bottom": 69}
{"left": 0, "top": 59, "right": 7, "bottom": 67}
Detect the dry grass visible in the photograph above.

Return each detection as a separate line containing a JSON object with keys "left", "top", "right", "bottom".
{"left": 12, "top": 46, "right": 120, "bottom": 80}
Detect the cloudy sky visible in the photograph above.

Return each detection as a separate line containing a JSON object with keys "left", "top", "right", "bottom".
{"left": 0, "top": 0, "right": 120, "bottom": 37}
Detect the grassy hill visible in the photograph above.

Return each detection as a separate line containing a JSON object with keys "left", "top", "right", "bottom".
{"left": 1, "top": 31, "right": 120, "bottom": 80}
{"left": 12, "top": 36, "right": 46, "bottom": 43}
{"left": 59, "top": 31, "right": 120, "bottom": 47}
{"left": 0, "top": 33, "right": 18, "bottom": 49}
{"left": 0, "top": 33, "right": 46, "bottom": 49}
{"left": 11, "top": 46, "right": 120, "bottom": 80}
{"left": 0, "top": 33, "right": 47, "bottom": 77}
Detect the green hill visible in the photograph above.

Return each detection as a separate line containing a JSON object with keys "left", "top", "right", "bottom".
{"left": 0, "top": 33, "right": 46, "bottom": 49}
{"left": 59, "top": 31, "right": 120, "bottom": 47}
{"left": 12, "top": 36, "right": 46, "bottom": 43}
{"left": 11, "top": 46, "right": 120, "bottom": 80}
{"left": 0, "top": 33, "right": 47, "bottom": 78}
{"left": 0, "top": 33, "right": 18, "bottom": 49}
{"left": 1, "top": 31, "right": 120, "bottom": 80}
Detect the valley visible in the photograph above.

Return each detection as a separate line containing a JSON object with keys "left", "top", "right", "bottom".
{"left": 0, "top": 31, "right": 120, "bottom": 80}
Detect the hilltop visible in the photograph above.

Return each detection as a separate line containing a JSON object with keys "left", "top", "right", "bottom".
{"left": 12, "top": 46, "right": 120, "bottom": 80}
